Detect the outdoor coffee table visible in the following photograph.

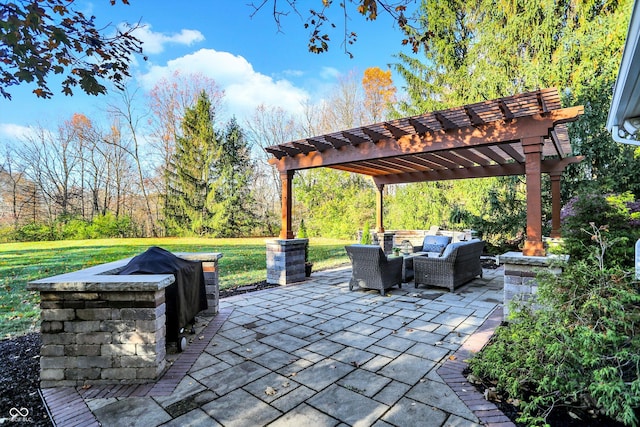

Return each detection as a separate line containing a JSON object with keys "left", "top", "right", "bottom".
{"left": 395, "top": 252, "right": 441, "bottom": 282}
{"left": 390, "top": 252, "right": 423, "bottom": 282}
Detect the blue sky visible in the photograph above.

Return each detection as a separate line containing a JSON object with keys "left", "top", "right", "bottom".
{"left": 0, "top": 1, "right": 418, "bottom": 141}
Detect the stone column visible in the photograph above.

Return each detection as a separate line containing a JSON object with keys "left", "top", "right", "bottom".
{"left": 377, "top": 231, "right": 396, "bottom": 254}
{"left": 499, "top": 251, "right": 567, "bottom": 320}
{"left": 266, "top": 238, "right": 307, "bottom": 285}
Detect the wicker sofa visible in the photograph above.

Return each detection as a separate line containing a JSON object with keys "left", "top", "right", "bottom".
{"left": 345, "top": 245, "right": 403, "bottom": 295}
{"left": 412, "top": 234, "right": 452, "bottom": 255}
{"left": 413, "top": 239, "right": 484, "bottom": 291}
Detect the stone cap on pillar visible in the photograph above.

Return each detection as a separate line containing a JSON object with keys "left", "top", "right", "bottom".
{"left": 498, "top": 251, "right": 569, "bottom": 267}
{"left": 266, "top": 238, "right": 309, "bottom": 246}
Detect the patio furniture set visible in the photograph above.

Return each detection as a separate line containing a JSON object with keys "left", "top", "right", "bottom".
{"left": 345, "top": 234, "right": 484, "bottom": 295}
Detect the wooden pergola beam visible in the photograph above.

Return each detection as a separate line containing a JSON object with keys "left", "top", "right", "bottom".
{"left": 268, "top": 107, "right": 583, "bottom": 173}
{"left": 372, "top": 157, "right": 583, "bottom": 185}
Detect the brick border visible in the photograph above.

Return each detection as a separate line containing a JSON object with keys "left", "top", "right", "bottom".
{"left": 41, "top": 387, "right": 99, "bottom": 427}
{"left": 41, "top": 308, "right": 233, "bottom": 425}
{"left": 436, "top": 306, "right": 515, "bottom": 427}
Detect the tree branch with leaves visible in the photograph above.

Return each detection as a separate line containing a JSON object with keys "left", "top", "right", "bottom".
{"left": 248, "top": 0, "right": 427, "bottom": 58}
{"left": 0, "top": 0, "right": 144, "bottom": 99}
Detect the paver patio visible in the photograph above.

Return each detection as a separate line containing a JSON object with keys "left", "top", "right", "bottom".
{"left": 41, "top": 265, "right": 513, "bottom": 427}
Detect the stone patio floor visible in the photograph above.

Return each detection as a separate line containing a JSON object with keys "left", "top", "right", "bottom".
{"left": 41, "top": 265, "right": 514, "bottom": 427}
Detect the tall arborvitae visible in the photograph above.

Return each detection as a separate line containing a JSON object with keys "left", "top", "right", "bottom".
{"left": 164, "top": 90, "right": 217, "bottom": 236}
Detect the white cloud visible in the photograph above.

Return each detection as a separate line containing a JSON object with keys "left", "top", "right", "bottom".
{"left": 0, "top": 123, "right": 34, "bottom": 142}
{"left": 130, "top": 24, "right": 205, "bottom": 55}
{"left": 281, "top": 69, "right": 304, "bottom": 78}
{"left": 138, "top": 48, "right": 310, "bottom": 122}
{"left": 320, "top": 67, "right": 341, "bottom": 80}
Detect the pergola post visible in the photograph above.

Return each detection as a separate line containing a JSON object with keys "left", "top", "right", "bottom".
{"left": 267, "top": 169, "right": 306, "bottom": 285}
{"left": 375, "top": 183, "right": 385, "bottom": 233}
{"left": 373, "top": 183, "right": 396, "bottom": 253}
{"left": 280, "top": 170, "right": 295, "bottom": 239}
{"left": 522, "top": 137, "right": 545, "bottom": 256}
{"left": 550, "top": 172, "right": 562, "bottom": 238}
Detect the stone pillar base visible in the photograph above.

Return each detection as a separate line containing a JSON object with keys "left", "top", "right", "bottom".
{"left": 36, "top": 288, "right": 168, "bottom": 388}
{"left": 377, "top": 232, "right": 396, "bottom": 254}
{"left": 202, "top": 262, "right": 220, "bottom": 316}
{"left": 499, "top": 251, "right": 567, "bottom": 320}
{"left": 266, "top": 239, "right": 307, "bottom": 285}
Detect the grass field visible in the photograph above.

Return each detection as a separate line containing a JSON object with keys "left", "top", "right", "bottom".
{"left": 0, "top": 237, "right": 353, "bottom": 338}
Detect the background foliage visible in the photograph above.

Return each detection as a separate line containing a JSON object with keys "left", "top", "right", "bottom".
{"left": 560, "top": 192, "right": 640, "bottom": 268}
{"left": 0, "top": 0, "right": 638, "bottom": 253}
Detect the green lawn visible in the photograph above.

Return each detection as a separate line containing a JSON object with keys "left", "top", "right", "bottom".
{"left": 0, "top": 237, "right": 353, "bottom": 338}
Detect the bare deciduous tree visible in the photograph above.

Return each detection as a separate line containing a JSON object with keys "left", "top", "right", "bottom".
{"left": 19, "top": 122, "right": 82, "bottom": 221}
{"left": 107, "top": 85, "right": 159, "bottom": 237}
{"left": 0, "top": 144, "right": 40, "bottom": 228}
{"left": 245, "top": 104, "right": 303, "bottom": 234}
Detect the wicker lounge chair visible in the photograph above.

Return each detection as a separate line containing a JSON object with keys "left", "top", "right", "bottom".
{"left": 345, "top": 245, "right": 403, "bottom": 295}
{"left": 413, "top": 239, "right": 484, "bottom": 292}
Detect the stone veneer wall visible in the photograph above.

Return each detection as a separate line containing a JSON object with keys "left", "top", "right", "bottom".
{"left": 39, "top": 288, "right": 167, "bottom": 388}
{"left": 202, "top": 260, "right": 220, "bottom": 314}
{"left": 266, "top": 238, "right": 307, "bottom": 285}
{"left": 499, "top": 251, "right": 566, "bottom": 320}
{"left": 28, "top": 252, "right": 222, "bottom": 388}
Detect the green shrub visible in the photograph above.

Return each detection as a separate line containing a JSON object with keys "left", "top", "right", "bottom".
{"left": 15, "top": 221, "right": 56, "bottom": 242}
{"left": 297, "top": 219, "right": 309, "bottom": 262}
{"left": 62, "top": 217, "right": 90, "bottom": 240}
{"left": 469, "top": 224, "right": 640, "bottom": 426}
{"left": 87, "top": 212, "right": 132, "bottom": 238}
{"left": 0, "top": 225, "right": 17, "bottom": 243}
{"left": 561, "top": 192, "right": 639, "bottom": 268}
{"left": 360, "top": 221, "right": 372, "bottom": 244}
{"left": 297, "top": 219, "right": 308, "bottom": 238}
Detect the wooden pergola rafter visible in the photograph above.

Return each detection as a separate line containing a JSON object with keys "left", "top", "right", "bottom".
{"left": 266, "top": 88, "right": 584, "bottom": 256}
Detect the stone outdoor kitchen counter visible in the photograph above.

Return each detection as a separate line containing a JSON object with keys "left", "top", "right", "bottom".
{"left": 28, "top": 252, "right": 222, "bottom": 388}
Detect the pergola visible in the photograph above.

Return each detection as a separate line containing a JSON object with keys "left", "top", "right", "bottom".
{"left": 266, "top": 88, "right": 584, "bottom": 257}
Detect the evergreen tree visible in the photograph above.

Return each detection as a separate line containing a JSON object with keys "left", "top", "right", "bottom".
{"left": 164, "top": 91, "right": 218, "bottom": 236}
{"left": 393, "top": 0, "right": 638, "bottom": 198}
{"left": 207, "top": 117, "right": 257, "bottom": 237}
{"left": 387, "top": 0, "right": 638, "bottom": 245}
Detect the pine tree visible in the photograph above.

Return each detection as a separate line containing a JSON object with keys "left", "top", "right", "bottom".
{"left": 164, "top": 91, "right": 218, "bottom": 236}
{"left": 388, "top": 0, "right": 639, "bottom": 241}
{"left": 207, "top": 117, "right": 257, "bottom": 237}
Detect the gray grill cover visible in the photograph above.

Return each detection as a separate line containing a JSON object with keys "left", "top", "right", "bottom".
{"left": 118, "top": 246, "right": 207, "bottom": 341}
